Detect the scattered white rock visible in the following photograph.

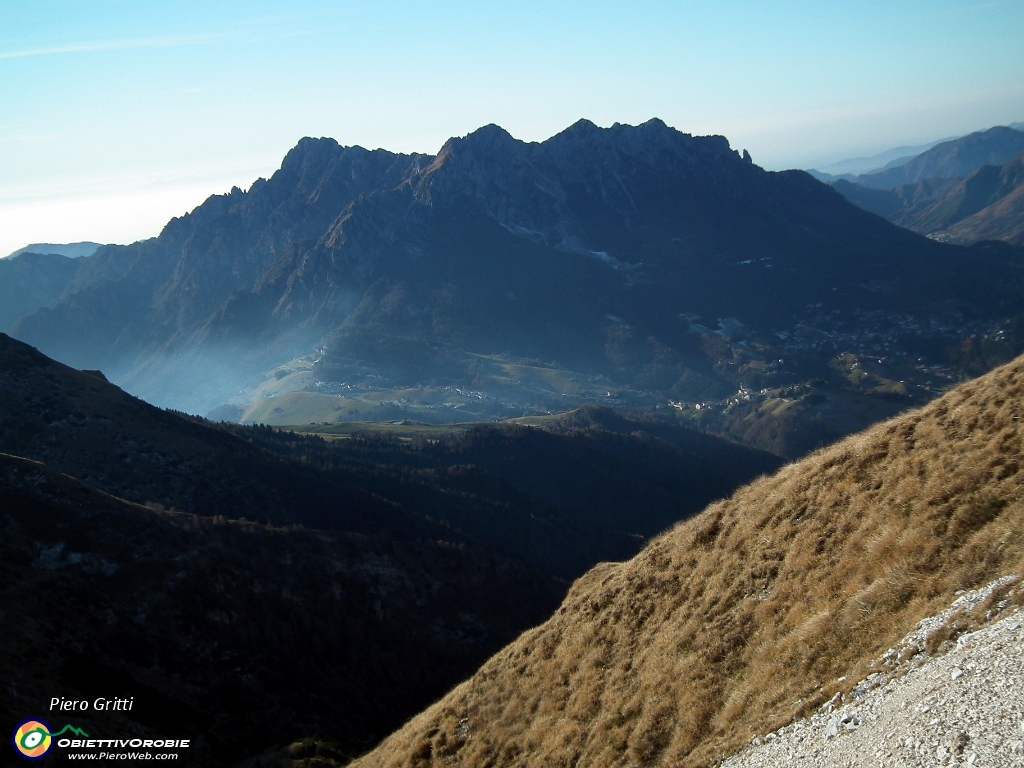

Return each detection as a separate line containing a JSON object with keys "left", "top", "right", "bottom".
{"left": 722, "top": 577, "right": 1024, "bottom": 768}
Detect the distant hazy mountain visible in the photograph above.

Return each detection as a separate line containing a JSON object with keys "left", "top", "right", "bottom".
{"left": 809, "top": 136, "right": 956, "bottom": 179}
{"left": 0, "top": 250, "right": 86, "bottom": 332}
{"left": 11, "top": 119, "right": 1024, "bottom": 416}
{"left": 5, "top": 240, "right": 102, "bottom": 259}
{"left": 853, "top": 125, "right": 1024, "bottom": 189}
{"left": 0, "top": 242, "right": 101, "bottom": 331}
{"left": 830, "top": 177, "right": 962, "bottom": 224}
{"left": 832, "top": 150, "right": 1024, "bottom": 245}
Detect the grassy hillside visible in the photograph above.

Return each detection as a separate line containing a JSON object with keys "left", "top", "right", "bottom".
{"left": 350, "top": 353, "right": 1024, "bottom": 768}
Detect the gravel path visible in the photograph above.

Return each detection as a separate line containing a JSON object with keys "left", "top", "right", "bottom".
{"left": 722, "top": 579, "right": 1024, "bottom": 767}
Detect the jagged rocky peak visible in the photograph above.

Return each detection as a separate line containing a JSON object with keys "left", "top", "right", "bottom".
{"left": 566, "top": 117, "right": 601, "bottom": 133}
{"left": 544, "top": 117, "right": 736, "bottom": 166}
{"left": 254, "top": 136, "right": 430, "bottom": 210}
{"left": 419, "top": 118, "right": 659, "bottom": 202}
{"left": 160, "top": 135, "right": 432, "bottom": 248}
{"left": 280, "top": 135, "right": 344, "bottom": 171}
{"left": 425, "top": 124, "right": 527, "bottom": 180}
{"left": 458, "top": 122, "right": 520, "bottom": 148}
{"left": 413, "top": 117, "right": 757, "bottom": 227}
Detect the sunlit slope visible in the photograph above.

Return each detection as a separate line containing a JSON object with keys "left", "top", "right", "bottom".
{"left": 350, "top": 354, "right": 1024, "bottom": 768}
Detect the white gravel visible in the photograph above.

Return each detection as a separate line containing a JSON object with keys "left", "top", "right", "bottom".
{"left": 722, "top": 578, "right": 1024, "bottom": 768}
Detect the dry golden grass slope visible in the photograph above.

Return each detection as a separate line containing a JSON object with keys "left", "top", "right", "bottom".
{"left": 347, "top": 353, "right": 1024, "bottom": 768}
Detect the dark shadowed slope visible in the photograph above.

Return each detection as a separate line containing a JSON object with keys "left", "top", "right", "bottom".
{"left": 0, "top": 452, "right": 562, "bottom": 765}
{"left": 350, "top": 353, "right": 1024, "bottom": 768}
{"left": 218, "top": 408, "right": 782, "bottom": 579}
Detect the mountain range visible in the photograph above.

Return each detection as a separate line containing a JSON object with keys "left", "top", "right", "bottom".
{"left": 817, "top": 125, "right": 1024, "bottom": 247}
{"left": 834, "top": 150, "right": 1024, "bottom": 246}
{"left": 809, "top": 125, "right": 1024, "bottom": 188}
{"left": 9, "top": 119, "right": 1024, "bottom": 425}
{"left": 809, "top": 137, "right": 956, "bottom": 178}
{"left": 810, "top": 122, "right": 1024, "bottom": 180}
{"left": 6, "top": 117, "right": 1024, "bottom": 768}
{"left": 853, "top": 126, "right": 1024, "bottom": 189}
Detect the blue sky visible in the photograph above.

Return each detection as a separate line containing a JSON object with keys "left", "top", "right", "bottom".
{"left": 1, "top": 0, "right": 1023, "bottom": 255}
